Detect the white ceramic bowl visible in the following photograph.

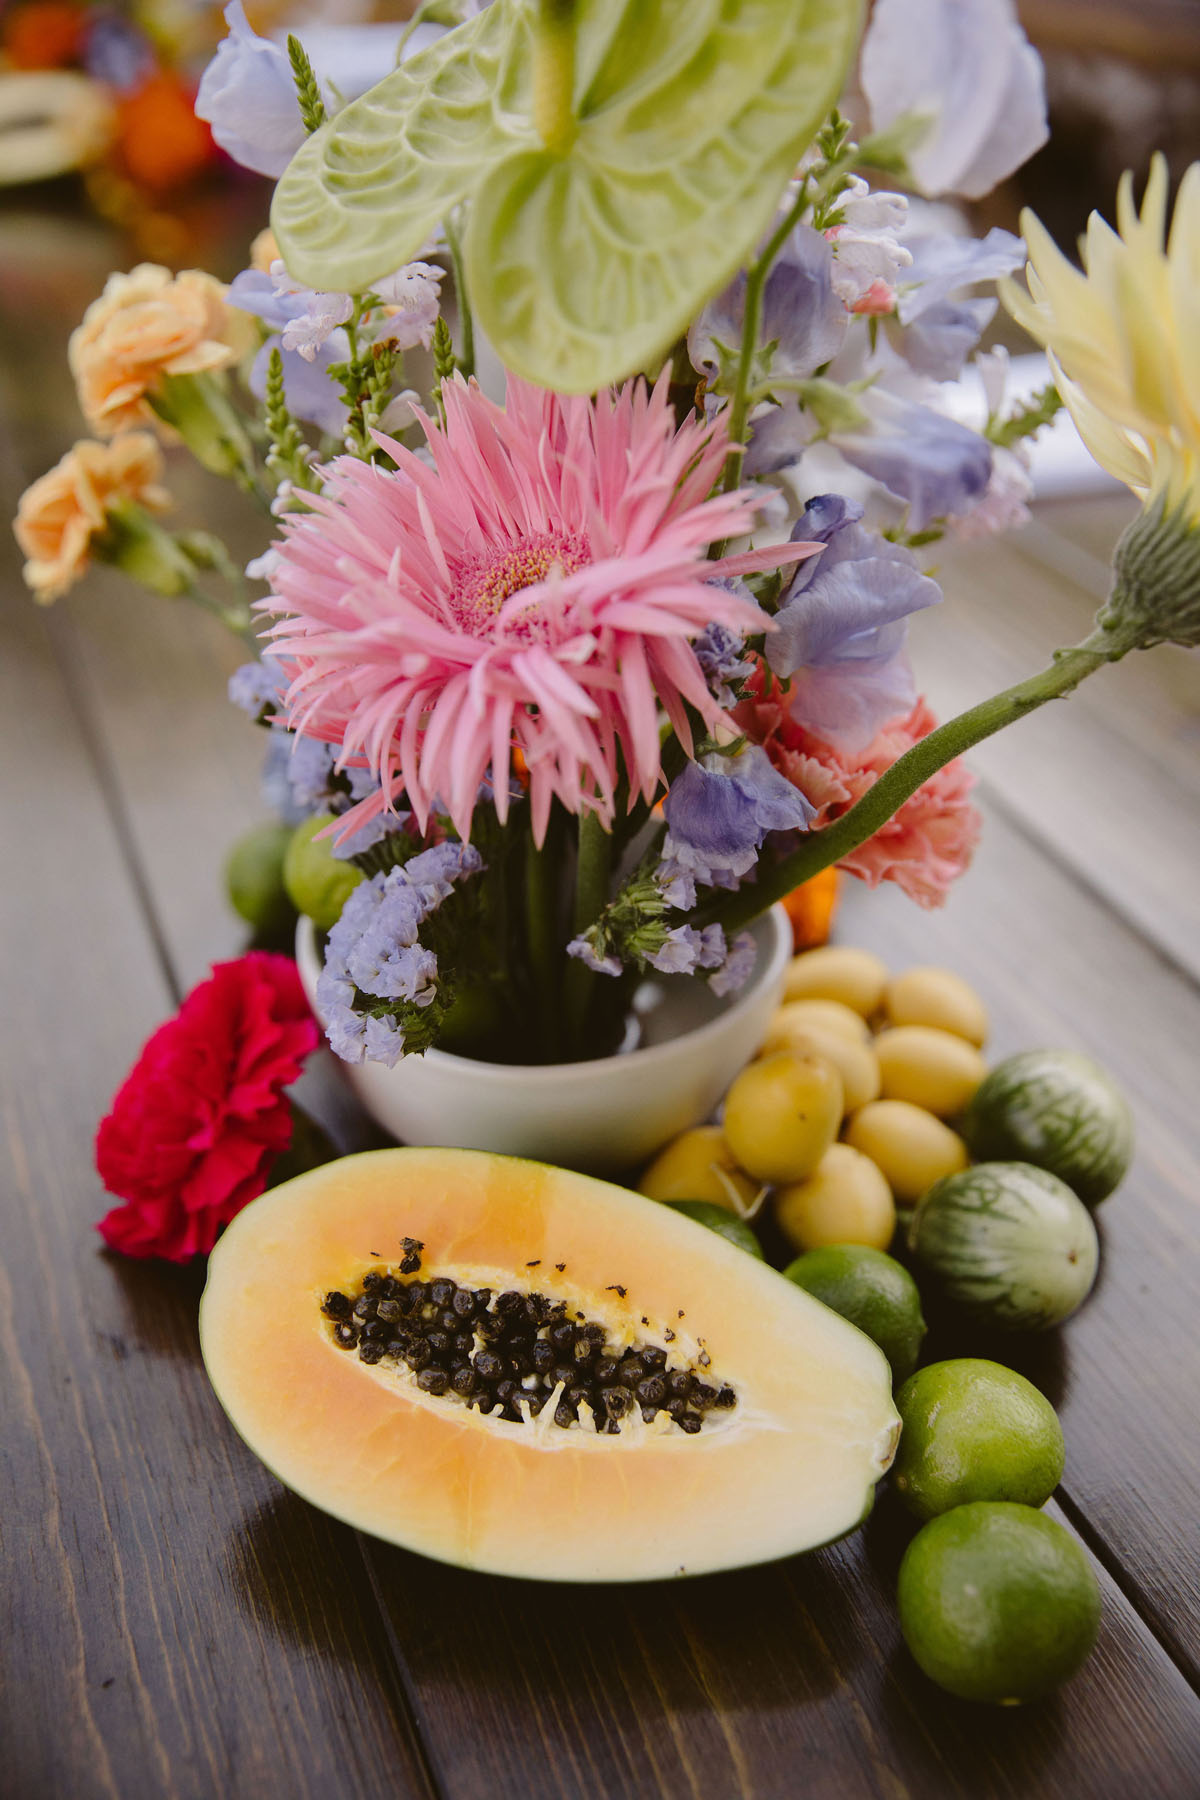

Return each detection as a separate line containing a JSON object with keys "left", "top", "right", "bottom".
{"left": 295, "top": 906, "right": 792, "bottom": 1174}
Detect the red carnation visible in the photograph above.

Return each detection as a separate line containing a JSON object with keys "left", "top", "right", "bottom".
{"left": 95, "top": 953, "right": 320, "bottom": 1262}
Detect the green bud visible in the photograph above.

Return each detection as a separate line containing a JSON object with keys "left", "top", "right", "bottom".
{"left": 95, "top": 499, "right": 195, "bottom": 597}
{"left": 149, "top": 372, "right": 258, "bottom": 486}
{"left": 1098, "top": 494, "right": 1200, "bottom": 652}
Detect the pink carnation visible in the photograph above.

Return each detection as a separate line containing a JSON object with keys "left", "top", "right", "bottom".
{"left": 735, "top": 680, "right": 981, "bottom": 908}
{"left": 260, "top": 373, "right": 815, "bottom": 842}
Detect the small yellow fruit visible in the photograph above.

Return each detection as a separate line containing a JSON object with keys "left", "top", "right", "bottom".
{"left": 759, "top": 1018, "right": 880, "bottom": 1114}
{"left": 637, "top": 1125, "right": 759, "bottom": 1213}
{"left": 763, "top": 998, "right": 870, "bottom": 1045}
{"left": 845, "top": 1100, "right": 969, "bottom": 1204}
{"left": 875, "top": 1026, "right": 988, "bottom": 1119}
{"left": 783, "top": 946, "right": 889, "bottom": 1016}
{"left": 884, "top": 967, "right": 988, "bottom": 1047}
{"left": 775, "top": 1144, "right": 896, "bottom": 1253}
{"left": 723, "top": 1051, "right": 844, "bottom": 1185}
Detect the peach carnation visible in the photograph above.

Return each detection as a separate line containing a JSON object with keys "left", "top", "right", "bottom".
{"left": 735, "top": 680, "right": 981, "bottom": 908}
{"left": 14, "top": 431, "right": 170, "bottom": 603}
{"left": 69, "top": 263, "right": 253, "bottom": 435}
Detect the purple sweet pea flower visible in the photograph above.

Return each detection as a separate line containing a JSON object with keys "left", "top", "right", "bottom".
{"left": 834, "top": 391, "right": 993, "bottom": 531}
{"left": 661, "top": 746, "right": 814, "bottom": 891}
{"left": 767, "top": 495, "right": 942, "bottom": 750}
{"left": 195, "top": 3, "right": 440, "bottom": 180}
{"left": 690, "top": 225, "right": 848, "bottom": 386}
{"left": 888, "top": 228, "right": 1025, "bottom": 380}
{"left": 228, "top": 267, "right": 351, "bottom": 436}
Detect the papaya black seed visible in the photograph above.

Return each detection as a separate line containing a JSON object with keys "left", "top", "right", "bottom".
{"left": 363, "top": 1319, "right": 391, "bottom": 1342}
{"left": 451, "top": 1365, "right": 477, "bottom": 1396}
{"left": 358, "top": 1341, "right": 384, "bottom": 1364}
{"left": 602, "top": 1388, "right": 631, "bottom": 1417}
{"left": 478, "top": 1311, "right": 507, "bottom": 1341}
{"left": 495, "top": 1380, "right": 517, "bottom": 1407}
{"left": 591, "top": 1356, "right": 617, "bottom": 1382}
{"left": 667, "top": 1370, "right": 693, "bottom": 1399}
{"left": 426, "top": 1329, "right": 452, "bottom": 1357}
{"left": 451, "top": 1289, "right": 478, "bottom": 1320}
{"left": 417, "top": 1368, "right": 449, "bottom": 1396}
{"left": 620, "top": 1357, "right": 646, "bottom": 1386}
{"left": 714, "top": 1387, "right": 736, "bottom": 1408}
{"left": 474, "top": 1350, "right": 504, "bottom": 1382}
{"left": 375, "top": 1298, "right": 402, "bottom": 1323}
{"left": 496, "top": 1290, "right": 524, "bottom": 1314}
{"left": 573, "top": 1338, "right": 596, "bottom": 1363}
{"left": 402, "top": 1281, "right": 427, "bottom": 1311}
{"left": 641, "top": 1345, "right": 667, "bottom": 1369}
{"left": 333, "top": 1323, "right": 358, "bottom": 1349}
{"left": 428, "top": 1278, "right": 454, "bottom": 1308}
{"left": 692, "top": 1382, "right": 716, "bottom": 1406}
{"left": 640, "top": 1405, "right": 659, "bottom": 1424}
{"left": 677, "top": 1412, "right": 703, "bottom": 1434}
{"left": 453, "top": 1331, "right": 475, "bottom": 1355}
{"left": 361, "top": 1271, "right": 385, "bottom": 1293}
{"left": 550, "top": 1364, "right": 576, "bottom": 1390}
{"left": 352, "top": 1296, "right": 376, "bottom": 1320}
{"left": 531, "top": 1341, "right": 556, "bottom": 1374}
{"left": 666, "top": 1398, "right": 685, "bottom": 1420}
{"left": 509, "top": 1352, "right": 533, "bottom": 1377}
{"left": 322, "top": 1292, "right": 352, "bottom": 1320}
{"left": 405, "top": 1340, "right": 432, "bottom": 1371}
{"left": 548, "top": 1319, "right": 577, "bottom": 1351}
{"left": 554, "top": 1401, "right": 576, "bottom": 1428}
{"left": 636, "top": 1375, "right": 666, "bottom": 1408}
{"left": 524, "top": 1392, "right": 545, "bottom": 1417}
{"left": 379, "top": 1276, "right": 400, "bottom": 1300}
{"left": 386, "top": 1339, "right": 407, "bottom": 1359}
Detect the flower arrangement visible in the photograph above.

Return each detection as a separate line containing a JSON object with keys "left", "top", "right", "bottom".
{"left": 17, "top": 0, "right": 1200, "bottom": 1216}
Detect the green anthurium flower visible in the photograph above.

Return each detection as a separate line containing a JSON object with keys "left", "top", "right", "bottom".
{"left": 270, "top": 0, "right": 863, "bottom": 393}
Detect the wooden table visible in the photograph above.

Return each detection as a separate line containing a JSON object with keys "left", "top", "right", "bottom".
{"left": 3, "top": 206, "right": 1200, "bottom": 1800}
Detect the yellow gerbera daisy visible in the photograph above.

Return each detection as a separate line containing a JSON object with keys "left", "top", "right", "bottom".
{"left": 1003, "top": 154, "right": 1200, "bottom": 522}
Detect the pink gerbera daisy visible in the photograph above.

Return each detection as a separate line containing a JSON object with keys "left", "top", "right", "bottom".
{"left": 260, "top": 372, "right": 817, "bottom": 841}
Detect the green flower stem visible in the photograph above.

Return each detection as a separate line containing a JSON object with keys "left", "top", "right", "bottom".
{"left": 563, "top": 809, "right": 613, "bottom": 1052}
{"left": 696, "top": 627, "right": 1137, "bottom": 933}
{"left": 533, "top": 0, "right": 577, "bottom": 156}
{"left": 524, "top": 825, "right": 562, "bottom": 1061}
{"left": 443, "top": 212, "right": 476, "bottom": 381}
{"left": 720, "top": 181, "right": 811, "bottom": 496}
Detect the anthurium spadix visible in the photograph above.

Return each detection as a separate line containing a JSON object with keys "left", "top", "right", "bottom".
{"left": 270, "top": 0, "right": 863, "bottom": 394}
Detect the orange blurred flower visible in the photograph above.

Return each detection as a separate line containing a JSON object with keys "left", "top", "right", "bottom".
{"left": 14, "top": 431, "right": 170, "bottom": 602}
{"left": 2, "top": 2, "right": 85, "bottom": 70}
{"left": 116, "top": 74, "right": 216, "bottom": 194}
{"left": 68, "top": 263, "right": 253, "bottom": 435}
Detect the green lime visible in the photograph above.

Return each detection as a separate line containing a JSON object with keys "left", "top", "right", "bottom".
{"left": 892, "top": 1359, "right": 1064, "bottom": 1520}
{"left": 665, "top": 1200, "right": 764, "bottom": 1258}
{"left": 897, "top": 1502, "right": 1101, "bottom": 1704}
{"left": 282, "top": 813, "right": 364, "bottom": 932}
{"left": 224, "top": 821, "right": 296, "bottom": 935}
{"left": 962, "top": 1049, "right": 1133, "bottom": 1206}
{"left": 782, "top": 1244, "right": 926, "bottom": 1384}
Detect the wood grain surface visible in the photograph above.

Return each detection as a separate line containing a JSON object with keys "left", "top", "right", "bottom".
{"left": 3, "top": 209, "right": 1200, "bottom": 1799}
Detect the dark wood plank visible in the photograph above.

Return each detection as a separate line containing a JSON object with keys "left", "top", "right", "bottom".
{"left": 0, "top": 507, "right": 436, "bottom": 1800}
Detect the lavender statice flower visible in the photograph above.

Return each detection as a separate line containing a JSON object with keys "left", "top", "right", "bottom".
{"left": 317, "top": 844, "right": 485, "bottom": 1064}
{"left": 228, "top": 656, "right": 285, "bottom": 718}
{"left": 661, "top": 746, "right": 814, "bottom": 892}
{"left": 566, "top": 936, "right": 623, "bottom": 977}
{"left": 694, "top": 603, "right": 759, "bottom": 708}
{"left": 710, "top": 932, "right": 758, "bottom": 999}
{"left": 644, "top": 924, "right": 728, "bottom": 977}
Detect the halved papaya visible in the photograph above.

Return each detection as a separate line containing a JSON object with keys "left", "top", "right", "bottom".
{"left": 200, "top": 1148, "right": 900, "bottom": 1582}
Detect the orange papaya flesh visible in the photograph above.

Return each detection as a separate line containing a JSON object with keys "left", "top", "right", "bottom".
{"left": 200, "top": 1148, "right": 899, "bottom": 1582}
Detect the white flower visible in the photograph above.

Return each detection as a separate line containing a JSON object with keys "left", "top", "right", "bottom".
{"left": 826, "top": 177, "right": 912, "bottom": 311}
{"left": 372, "top": 262, "right": 443, "bottom": 352}
{"left": 861, "top": 0, "right": 1048, "bottom": 200}
{"left": 271, "top": 261, "right": 355, "bottom": 361}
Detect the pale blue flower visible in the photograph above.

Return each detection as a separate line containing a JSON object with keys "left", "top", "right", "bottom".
{"left": 690, "top": 225, "right": 847, "bottom": 386}
{"left": 228, "top": 656, "right": 284, "bottom": 717}
{"left": 834, "top": 392, "right": 993, "bottom": 531}
{"left": 661, "top": 746, "right": 814, "bottom": 891}
{"left": 693, "top": 606, "right": 759, "bottom": 708}
{"left": 890, "top": 229, "right": 1025, "bottom": 380}
{"left": 769, "top": 495, "right": 942, "bottom": 749}
{"left": 861, "top": 0, "right": 1048, "bottom": 201}
{"left": 710, "top": 932, "right": 757, "bottom": 998}
{"left": 566, "top": 937, "right": 623, "bottom": 977}
{"left": 228, "top": 269, "right": 350, "bottom": 436}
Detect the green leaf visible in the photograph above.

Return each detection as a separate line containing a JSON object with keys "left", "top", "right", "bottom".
{"left": 272, "top": 0, "right": 863, "bottom": 393}
{"left": 271, "top": 2, "right": 537, "bottom": 294}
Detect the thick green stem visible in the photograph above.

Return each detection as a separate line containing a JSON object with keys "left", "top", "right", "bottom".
{"left": 720, "top": 182, "right": 810, "bottom": 496}
{"left": 697, "top": 629, "right": 1134, "bottom": 933}
{"left": 443, "top": 213, "right": 475, "bottom": 381}
{"left": 563, "top": 810, "right": 613, "bottom": 1052}
{"left": 533, "top": 0, "right": 577, "bottom": 155}
{"left": 524, "top": 826, "right": 562, "bottom": 1061}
